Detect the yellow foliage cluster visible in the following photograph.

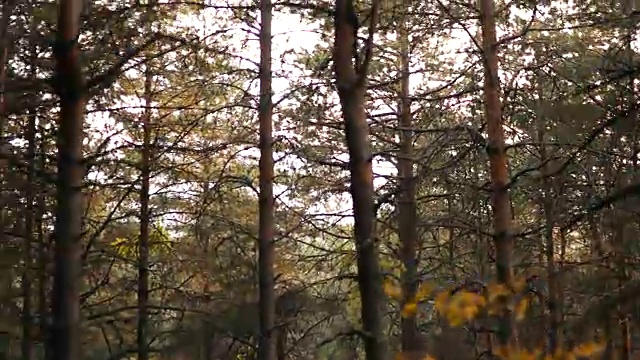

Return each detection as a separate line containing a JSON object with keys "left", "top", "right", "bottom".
{"left": 384, "top": 276, "right": 605, "bottom": 360}
{"left": 492, "top": 342, "right": 605, "bottom": 360}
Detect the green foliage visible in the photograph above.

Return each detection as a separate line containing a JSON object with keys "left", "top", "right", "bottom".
{"left": 109, "top": 222, "right": 173, "bottom": 259}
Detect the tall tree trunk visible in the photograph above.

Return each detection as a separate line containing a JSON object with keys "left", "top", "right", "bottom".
{"left": 137, "top": 6, "right": 154, "bottom": 358}
{"left": 21, "top": 3, "right": 39, "bottom": 357}
{"left": 37, "top": 139, "right": 49, "bottom": 360}
{"left": 21, "top": 211, "right": 33, "bottom": 360}
{"left": 601, "top": 125, "right": 621, "bottom": 360}
{"left": 198, "top": 180, "right": 213, "bottom": 360}
{"left": 534, "top": 65, "right": 561, "bottom": 354}
{"left": 397, "top": 2, "right": 419, "bottom": 356}
{"left": 275, "top": 325, "right": 286, "bottom": 360}
{"left": 0, "top": 0, "right": 15, "bottom": 235}
{"left": 0, "top": 0, "right": 14, "bottom": 136}
{"left": 599, "top": 60, "right": 628, "bottom": 360}
{"left": 333, "top": 1, "right": 386, "bottom": 359}
{"left": 21, "top": 68, "right": 37, "bottom": 360}
{"left": 615, "top": 3, "right": 635, "bottom": 359}
{"left": 51, "top": 0, "right": 85, "bottom": 358}
{"left": 257, "top": 0, "right": 276, "bottom": 359}
{"left": 478, "top": 0, "right": 515, "bottom": 349}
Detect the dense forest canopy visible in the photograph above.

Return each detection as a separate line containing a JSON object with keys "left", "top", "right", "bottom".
{"left": 1, "top": 0, "right": 640, "bottom": 359}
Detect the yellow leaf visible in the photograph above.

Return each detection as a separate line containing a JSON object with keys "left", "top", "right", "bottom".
{"left": 434, "top": 291, "right": 450, "bottom": 314}
{"left": 571, "top": 342, "right": 605, "bottom": 357}
{"left": 451, "top": 291, "right": 485, "bottom": 312}
{"left": 401, "top": 302, "right": 418, "bottom": 318}
{"left": 512, "top": 276, "right": 528, "bottom": 292}
{"left": 415, "top": 281, "right": 434, "bottom": 301}
{"left": 460, "top": 305, "right": 479, "bottom": 321}
{"left": 487, "top": 304, "right": 500, "bottom": 315}
{"left": 514, "top": 298, "right": 529, "bottom": 321}
{"left": 384, "top": 280, "right": 402, "bottom": 300}
{"left": 110, "top": 237, "right": 127, "bottom": 246}
{"left": 516, "top": 350, "right": 539, "bottom": 360}
{"left": 487, "top": 282, "right": 510, "bottom": 303}
{"left": 447, "top": 312, "right": 464, "bottom": 327}
{"left": 493, "top": 345, "right": 509, "bottom": 359}
{"left": 510, "top": 349, "right": 539, "bottom": 360}
{"left": 394, "top": 352, "right": 407, "bottom": 360}
{"left": 552, "top": 348, "right": 565, "bottom": 360}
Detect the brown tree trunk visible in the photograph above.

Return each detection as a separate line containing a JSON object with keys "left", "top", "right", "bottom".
{"left": 478, "top": 0, "right": 515, "bottom": 349}
{"left": 616, "top": 3, "right": 634, "bottom": 359}
{"left": 21, "top": 3, "right": 39, "bottom": 357}
{"left": 137, "top": 2, "right": 154, "bottom": 358}
{"left": 600, "top": 84, "right": 628, "bottom": 360}
{"left": 21, "top": 209, "right": 33, "bottom": 360}
{"left": 21, "top": 82, "right": 36, "bottom": 360}
{"left": 51, "top": 0, "right": 85, "bottom": 359}
{"left": 333, "top": 1, "right": 386, "bottom": 359}
{"left": 258, "top": 0, "right": 276, "bottom": 359}
{"left": 198, "top": 180, "right": 213, "bottom": 360}
{"left": 276, "top": 325, "right": 286, "bottom": 360}
{"left": 0, "top": 0, "right": 15, "bottom": 234}
{"left": 535, "top": 67, "right": 562, "bottom": 354}
{"left": 37, "top": 139, "right": 49, "bottom": 360}
{"left": 397, "top": 1, "right": 420, "bottom": 356}
{"left": 0, "top": 0, "right": 14, "bottom": 135}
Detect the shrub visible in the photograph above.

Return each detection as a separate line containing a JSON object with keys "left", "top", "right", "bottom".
{"left": 385, "top": 276, "right": 605, "bottom": 360}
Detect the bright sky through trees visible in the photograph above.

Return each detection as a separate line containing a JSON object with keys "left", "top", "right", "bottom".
{"left": 83, "top": 1, "right": 603, "bottom": 223}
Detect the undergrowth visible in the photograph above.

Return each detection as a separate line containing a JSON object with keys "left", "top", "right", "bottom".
{"left": 384, "top": 276, "right": 605, "bottom": 360}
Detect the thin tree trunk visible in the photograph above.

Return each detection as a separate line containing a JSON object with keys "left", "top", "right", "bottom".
{"left": 257, "top": 0, "right": 276, "bottom": 359}
{"left": 21, "top": 211, "right": 33, "bottom": 360}
{"left": 616, "top": 3, "right": 635, "bottom": 359}
{"left": 21, "top": 4, "right": 41, "bottom": 357}
{"left": 198, "top": 181, "right": 213, "bottom": 360}
{"left": 397, "top": 2, "right": 419, "bottom": 355}
{"left": 599, "top": 65, "right": 628, "bottom": 360}
{"left": 0, "top": 0, "right": 15, "bottom": 236}
{"left": 137, "top": 22, "right": 153, "bottom": 360}
{"left": 478, "top": 0, "right": 515, "bottom": 349}
{"left": 35, "top": 135, "right": 52, "bottom": 360}
{"left": 37, "top": 139, "right": 49, "bottom": 360}
{"left": 535, "top": 66, "right": 561, "bottom": 354}
{"left": 598, "top": 92, "right": 621, "bottom": 360}
{"left": 276, "top": 325, "right": 286, "bottom": 360}
{"left": 333, "top": 1, "right": 386, "bottom": 359}
{"left": 0, "top": 0, "right": 14, "bottom": 136}
{"left": 21, "top": 66, "right": 37, "bottom": 360}
{"left": 51, "top": 0, "right": 85, "bottom": 358}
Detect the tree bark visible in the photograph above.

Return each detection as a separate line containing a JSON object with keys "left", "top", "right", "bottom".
{"left": 21, "top": 3, "right": 39, "bottom": 357}
{"left": 137, "top": 2, "right": 155, "bottom": 358}
{"left": 534, "top": 64, "right": 562, "bottom": 354}
{"left": 0, "top": 0, "right": 16, "bottom": 237}
{"left": 37, "top": 138, "right": 49, "bottom": 360}
{"left": 0, "top": 0, "right": 15, "bottom": 136}
{"left": 258, "top": 0, "right": 276, "bottom": 359}
{"left": 479, "top": 0, "right": 515, "bottom": 349}
{"left": 51, "top": 0, "right": 85, "bottom": 358}
{"left": 333, "top": 1, "right": 387, "bottom": 359}
{"left": 198, "top": 180, "right": 213, "bottom": 360}
{"left": 397, "top": 1, "right": 420, "bottom": 355}
{"left": 615, "top": 3, "right": 635, "bottom": 359}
